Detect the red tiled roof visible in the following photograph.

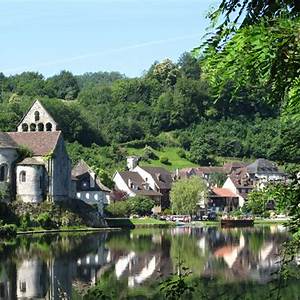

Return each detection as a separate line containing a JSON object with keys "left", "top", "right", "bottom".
{"left": 212, "top": 187, "right": 237, "bottom": 198}
{"left": 7, "top": 131, "right": 61, "bottom": 156}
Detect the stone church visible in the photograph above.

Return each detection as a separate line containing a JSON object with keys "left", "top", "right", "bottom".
{"left": 0, "top": 100, "right": 73, "bottom": 203}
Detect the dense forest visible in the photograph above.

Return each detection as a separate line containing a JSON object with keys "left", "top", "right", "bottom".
{"left": 0, "top": 52, "right": 296, "bottom": 172}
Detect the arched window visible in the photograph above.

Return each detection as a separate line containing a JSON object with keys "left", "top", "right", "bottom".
{"left": 34, "top": 111, "right": 40, "bottom": 122}
{"left": 19, "top": 171, "right": 26, "bottom": 183}
{"left": 30, "top": 123, "right": 36, "bottom": 131}
{"left": 0, "top": 164, "right": 8, "bottom": 182}
{"left": 46, "top": 122, "right": 52, "bottom": 131}
{"left": 38, "top": 123, "right": 44, "bottom": 131}
{"left": 22, "top": 123, "right": 29, "bottom": 132}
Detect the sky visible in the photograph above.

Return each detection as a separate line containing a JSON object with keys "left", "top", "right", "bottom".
{"left": 0, "top": 0, "right": 218, "bottom": 77}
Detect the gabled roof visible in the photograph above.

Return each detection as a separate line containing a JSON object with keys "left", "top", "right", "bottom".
{"left": 17, "top": 157, "right": 45, "bottom": 165}
{"left": 118, "top": 171, "right": 162, "bottom": 196}
{"left": 7, "top": 131, "right": 61, "bottom": 156}
{"left": 0, "top": 132, "right": 18, "bottom": 149}
{"left": 212, "top": 187, "right": 237, "bottom": 198}
{"left": 138, "top": 166, "right": 172, "bottom": 190}
{"left": 17, "top": 99, "right": 57, "bottom": 128}
{"left": 246, "top": 158, "right": 280, "bottom": 174}
{"left": 72, "top": 159, "right": 111, "bottom": 192}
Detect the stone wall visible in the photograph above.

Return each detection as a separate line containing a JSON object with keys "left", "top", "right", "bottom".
{"left": 17, "top": 100, "right": 58, "bottom": 132}
{"left": 16, "top": 164, "right": 45, "bottom": 203}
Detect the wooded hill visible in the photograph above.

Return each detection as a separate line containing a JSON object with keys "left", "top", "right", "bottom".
{"left": 0, "top": 52, "right": 294, "bottom": 174}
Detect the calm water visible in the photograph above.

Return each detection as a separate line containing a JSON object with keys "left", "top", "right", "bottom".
{"left": 0, "top": 225, "right": 299, "bottom": 300}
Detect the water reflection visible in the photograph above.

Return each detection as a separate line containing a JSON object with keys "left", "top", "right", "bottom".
{"left": 0, "top": 226, "right": 295, "bottom": 299}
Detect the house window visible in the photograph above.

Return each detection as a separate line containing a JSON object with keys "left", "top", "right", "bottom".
{"left": 0, "top": 164, "right": 8, "bottom": 182}
{"left": 19, "top": 281, "right": 26, "bottom": 293}
{"left": 46, "top": 122, "right": 52, "bottom": 131}
{"left": 22, "top": 123, "right": 29, "bottom": 132}
{"left": 38, "top": 123, "right": 44, "bottom": 131}
{"left": 19, "top": 171, "right": 26, "bottom": 183}
{"left": 34, "top": 111, "right": 40, "bottom": 121}
{"left": 81, "top": 180, "right": 89, "bottom": 190}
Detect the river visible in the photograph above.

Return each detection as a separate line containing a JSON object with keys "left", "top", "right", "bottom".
{"left": 0, "top": 225, "right": 299, "bottom": 299}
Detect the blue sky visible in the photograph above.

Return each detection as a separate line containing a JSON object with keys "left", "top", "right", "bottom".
{"left": 1, "top": 0, "right": 218, "bottom": 77}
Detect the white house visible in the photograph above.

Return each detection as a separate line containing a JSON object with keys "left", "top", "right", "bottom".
{"left": 72, "top": 160, "right": 111, "bottom": 215}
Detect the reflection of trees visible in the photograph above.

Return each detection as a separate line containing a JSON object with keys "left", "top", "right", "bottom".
{"left": 170, "top": 233, "right": 207, "bottom": 275}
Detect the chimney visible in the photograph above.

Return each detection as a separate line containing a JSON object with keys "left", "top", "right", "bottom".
{"left": 127, "top": 156, "right": 139, "bottom": 171}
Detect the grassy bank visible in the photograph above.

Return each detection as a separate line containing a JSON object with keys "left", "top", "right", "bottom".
{"left": 106, "top": 217, "right": 175, "bottom": 228}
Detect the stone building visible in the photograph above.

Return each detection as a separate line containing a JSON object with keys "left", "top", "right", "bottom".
{"left": 0, "top": 100, "right": 73, "bottom": 203}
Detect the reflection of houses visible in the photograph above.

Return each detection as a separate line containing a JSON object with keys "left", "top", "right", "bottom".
{"left": 17, "top": 259, "right": 47, "bottom": 299}
{"left": 0, "top": 263, "right": 14, "bottom": 300}
{"left": 72, "top": 160, "right": 111, "bottom": 214}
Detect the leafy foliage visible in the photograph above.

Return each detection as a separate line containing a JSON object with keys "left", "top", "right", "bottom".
{"left": 170, "top": 176, "right": 208, "bottom": 216}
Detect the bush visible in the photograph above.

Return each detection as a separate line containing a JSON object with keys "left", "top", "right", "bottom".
{"left": 37, "top": 212, "right": 55, "bottom": 229}
{"left": 176, "top": 149, "right": 186, "bottom": 159}
{"left": 160, "top": 156, "right": 171, "bottom": 165}
{"left": 105, "top": 201, "right": 131, "bottom": 217}
{"left": 0, "top": 223, "right": 17, "bottom": 237}
{"left": 128, "top": 196, "right": 155, "bottom": 216}
{"left": 19, "top": 213, "right": 31, "bottom": 230}
{"left": 142, "top": 146, "right": 158, "bottom": 161}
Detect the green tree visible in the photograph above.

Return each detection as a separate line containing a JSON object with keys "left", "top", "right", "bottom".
{"left": 45, "top": 70, "right": 79, "bottom": 100}
{"left": 128, "top": 196, "right": 155, "bottom": 216}
{"left": 170, "top": 176, "right": 208, "bottom": 216}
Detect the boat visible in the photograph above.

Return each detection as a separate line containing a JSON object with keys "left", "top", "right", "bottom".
{"left": 220, "top": 218, "right": 254, "bottom": 228}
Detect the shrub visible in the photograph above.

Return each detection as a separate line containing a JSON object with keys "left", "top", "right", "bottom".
{"left": 142, "top": 146, "right": 158, "bottom": 161}
{"left": 0, "top": 223, "right": 17, "bottom": 237}
{"left": 19, "top": 213, "right": 31, "bottom": 230}
{"left": 176, "top": 149, "right": 186, "bottom": 159}
{"left": 128, "top": 196, "right": 155, "bottom": 216}
{"left": 105, "top": 201, "right": 131, "bottom": 217}
{"left": 37, "top": 212, "right": 55, "bottom": 229}
{"left": 160, "top": 156, "right": 171, "bottom": 165}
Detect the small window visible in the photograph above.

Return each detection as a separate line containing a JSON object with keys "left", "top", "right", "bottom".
{"left": 19, "top": 281, "right": 26, "bottom": 293}
{"left": 46, "top": 122, "right": 52, "bottom": 131}
{"left": 38, "top": 123, "right": 44, "bottom": 131}
{"left": 19, "top": 171, "right": 26, "bottom": 183}
{"left": 22, "top": 123, "right": 29, "bottom": 132}
{"left": 30, "top": 123, "right": 36, "bottom": 131}
{"left": 34, "top": 111, "right": 40, "bottom": 121}
{"left": 81, "top": 180, "right": 89, "bottom": 189}
{"left": 0, "top": 164, "right": 8, "bottom": 182}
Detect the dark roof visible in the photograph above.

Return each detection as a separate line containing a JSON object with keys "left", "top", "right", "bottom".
{"left": 118, "top": 171, "right": 162, "bottom": 196}
{"left": 72, "top": 160, "right": 111, "bottom": 192}
{"left": 0, "top": 132, "right": 18, "bottom": 149}
{"left": 139, "top": 166, "right": 172, "bottom": 190}
{"left": 17, "top": 157, "right": 45, "bottom": 165}
{"left": 246, "top": 158, "right": 280, "bottom": 174}
{"left": 7, "top": 131, "right": 61, "bottom": 156}
{"left": 197, "top": 167, "right": 228, "bottom": 174}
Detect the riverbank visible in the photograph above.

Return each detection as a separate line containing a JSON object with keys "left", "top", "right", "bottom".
{"left": 17, "top": 226, "right": 121, "bottom": 235}
{"left": 106, "top": 217, "right": 175, "bottom": 228}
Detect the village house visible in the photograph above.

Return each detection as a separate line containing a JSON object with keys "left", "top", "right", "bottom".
{"left": 72, "top": 160, "right": 111, "bottom": 214}
{"left": 113, "top": 156, "right": 173, "bottom": 213}
{"left": 0, "top": 100, "right": 73, "bottom": 203}
{"left": 208, "top": 187, "right": 239, "bottom": 212}
{"left": 223, "top": 158, "right": 287, "bottom": 207}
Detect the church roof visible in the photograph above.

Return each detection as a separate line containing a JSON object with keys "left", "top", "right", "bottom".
{"left": 7, "top": 131, "right": 61, "bottom": 156}
{"left": 17, "top": 157, "right": 45, "bottom": 165}
{"left": 0, "top": 132, "right": 18, "bottom": 149}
